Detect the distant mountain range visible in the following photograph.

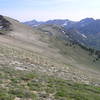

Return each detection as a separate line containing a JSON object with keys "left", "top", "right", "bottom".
{"left": 23, "top": 19, "right": 75, "bottom": 27}
{"left": 24, "top": 18, "right": 100, "bottom": 50}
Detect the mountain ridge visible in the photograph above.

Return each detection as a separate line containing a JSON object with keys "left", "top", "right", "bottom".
{"left": 24, "top": 18, "right": 100, "bottom": 50}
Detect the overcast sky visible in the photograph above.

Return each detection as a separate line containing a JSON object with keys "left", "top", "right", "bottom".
{"left": 0, "top": 0, "right": 100, "bottom": 21}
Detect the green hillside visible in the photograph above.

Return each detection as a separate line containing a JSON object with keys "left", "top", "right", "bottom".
{"left": 0, "top": 16, "right": 100, "bottom": 100}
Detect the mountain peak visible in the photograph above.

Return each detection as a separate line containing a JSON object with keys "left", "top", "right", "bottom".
{"left": 80, "top": 18, "right": 95, "bottom": 23}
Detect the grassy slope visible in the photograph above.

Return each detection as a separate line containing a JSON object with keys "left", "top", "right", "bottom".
{"left": 0, "top": 17, "right": 100, "bottom": 100}
{"left": 36, "top": 25, "right": 100, "bottom": 70}
{"left": 0, "top": 67, "right": 100, "bottom": 100}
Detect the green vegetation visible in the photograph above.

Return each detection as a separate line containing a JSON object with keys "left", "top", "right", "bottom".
{"left": 0, "top": 66, "right": 100, "bottom": 100}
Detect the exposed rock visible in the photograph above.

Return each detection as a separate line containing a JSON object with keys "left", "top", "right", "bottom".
{"left": 0, "top": 15, "right": 11, "bottom": 33}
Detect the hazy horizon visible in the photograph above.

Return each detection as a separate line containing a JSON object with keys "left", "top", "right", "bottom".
{"left": 0, "top": 0, "right": 100, "bottom": 21}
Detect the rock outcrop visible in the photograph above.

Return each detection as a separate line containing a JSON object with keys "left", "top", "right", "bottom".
{"left": 0, "top": 15, "right": 11, "bottom": 34}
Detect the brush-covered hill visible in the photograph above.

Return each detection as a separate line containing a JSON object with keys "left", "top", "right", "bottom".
{"left": 0, "top": 15, "right": 100, "bottom": 100}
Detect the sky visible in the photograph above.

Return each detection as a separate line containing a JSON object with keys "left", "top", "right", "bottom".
{"left": 0, "top": 0, "right": 100, "bottom": 21}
